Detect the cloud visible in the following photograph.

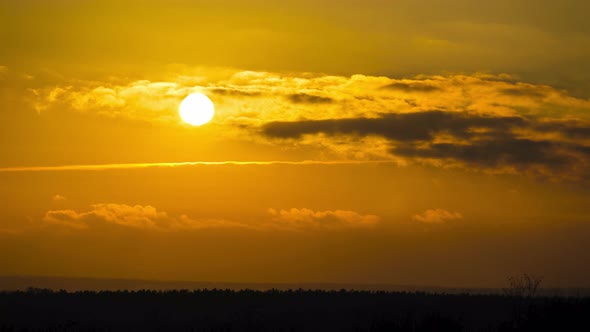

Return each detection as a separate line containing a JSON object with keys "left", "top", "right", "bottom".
{"left": 381, "top": 82, "right": 441, "bottom": 93}
{"left": 26, "top": 69, "right": 590, "bottom": 180}
{"left": 262, "top": 111, "right": 526, "bottom": 141}
{"left": 286, "top": 93, "right": 334, "bottom": 104}
{"left": 261, "top": 111, "right": 590, "bottom": 180}
{"left": 30, "top": 80, "right": 200, "bottom": 121}
{"left": 0, "top": 160, "right": 395, "bottom": 173}
{"left": 44, "top": 210, "right": 91, "bottom": 230}
{"left": 52, "top": 194, "right": 66, "bottom": 201}
{"left": 499, "top": 87, "right": 547, "bottom": 99}
{"left": 30, "top": 69, "right": 590, "bottom": 126}
{"left": 412, "top": 209, "right": 463, "bottom": 224}
{"left": 42, "top": 204, "right": 380, "bottom": 233}
{"left": 267, "top": 208, "right": 379, "bottom": 231}
{"left": 43, "top": 204, "right": 252, "bottom": 232}
{"left": 393, "top": 139, "right": 575, "bottom": 173}
{"left": 210, "top": 88, "right": 262, "bottom": 97}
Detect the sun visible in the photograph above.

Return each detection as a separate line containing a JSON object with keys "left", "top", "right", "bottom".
{"left": 179, "top": 93, "right": 215, "bottom": 126}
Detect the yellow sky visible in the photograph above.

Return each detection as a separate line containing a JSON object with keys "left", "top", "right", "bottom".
{"left": 1, "top": 0, "right": 590, "bottom": 288}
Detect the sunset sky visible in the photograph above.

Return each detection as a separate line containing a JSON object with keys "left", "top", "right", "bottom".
{"left": 1, "top": 0, "right": 590, "bottom": 288}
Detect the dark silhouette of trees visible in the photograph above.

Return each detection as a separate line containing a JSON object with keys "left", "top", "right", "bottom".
{"left": 502, "top": 274, "right": 543, "bottom": 299}
{"left": 502, "top": 274, "right": 544, "bottom": 328}
{"left": 0, "top": 288, "right": 587, "bottom": 332}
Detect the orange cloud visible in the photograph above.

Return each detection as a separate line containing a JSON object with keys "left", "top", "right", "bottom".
{"left": 31, "top": 69, "right": 590, "bottom": 125}
{"left": 43, "top": 209, "right": 91, "bottom": 230}
{"left": 412, "top": 209, "right": 463, "bottom": 224}
{"left": 52, "top": 194, "right": 67, "bottom": 201}
{"left": 43, "top": 204, "right": 252, "bottom": 232}
{"left": 268, "top": 208, "right": 380, "bottom": 231}
{"left": 42, "top": 205, "right": 380, "bottom": 232}
{"left": 26, "top": 68, "right": 590, "bottom": 179}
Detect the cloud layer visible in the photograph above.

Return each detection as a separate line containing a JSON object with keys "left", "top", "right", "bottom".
{"left": 28, "top": 69, "right": 590, "bottom": 180}
{"left": 43, "top": 204, "right": 379, "bottom": 232}
{"left": 44, "top": 204, "right": 249, "bottom": 232}
{"left": 262, "top": 110, "right": 590, "bottom": 180}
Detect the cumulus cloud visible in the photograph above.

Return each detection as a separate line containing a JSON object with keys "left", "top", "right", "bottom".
{"left": 43, "top": 204, "right": 252, "bottom": 232}
{"left": 267, "top": 208, "right": 379, "bottom": 231}
{"left": 412, "top": 209, "right": 463, "bottom": 224}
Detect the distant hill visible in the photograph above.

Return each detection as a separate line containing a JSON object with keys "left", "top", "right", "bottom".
{"left": 1, "top": 275, "right": 588, "bottom": 296}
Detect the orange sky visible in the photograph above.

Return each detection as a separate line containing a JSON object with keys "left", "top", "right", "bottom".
{"left": 1, "top": 0, "right": 590, "bottom": 288}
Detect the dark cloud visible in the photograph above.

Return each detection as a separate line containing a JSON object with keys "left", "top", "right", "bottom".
{"left": 404, "top": 99, "right": 418, "bottom": 107}
{"left": 533, "top": 121, "right": 590, "bottom": 140}
{"left": 262, "top": 111, "right": 525, "bottom": 141}
{"left": 261, "top": 111, "right": 590, "bottom": 179}
{"left": 210, "top": 88, "right": 262, "bottom": 97}
{"left": 381, "top": 82, "right": 441, "bottom": 93}
{"left": 393, "top": 139, "right": 573, "bottom": 169}
{"left": 286, "top": 93, "right": 334, "bottom": 104}
{"left": 500, "top": 87, "right": 546, "bottom": 98}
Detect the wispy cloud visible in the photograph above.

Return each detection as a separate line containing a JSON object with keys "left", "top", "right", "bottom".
{"left": 0, "top": 160, "right": 395, "bottom": 173}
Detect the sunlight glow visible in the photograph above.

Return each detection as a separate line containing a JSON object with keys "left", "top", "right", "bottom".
{"left": 179, "top": 93, "right": 215, "bottom": 126}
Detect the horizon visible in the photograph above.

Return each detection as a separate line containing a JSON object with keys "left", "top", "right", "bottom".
{"left": 3, "top": 275, "right": 590, "bottom": 296}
